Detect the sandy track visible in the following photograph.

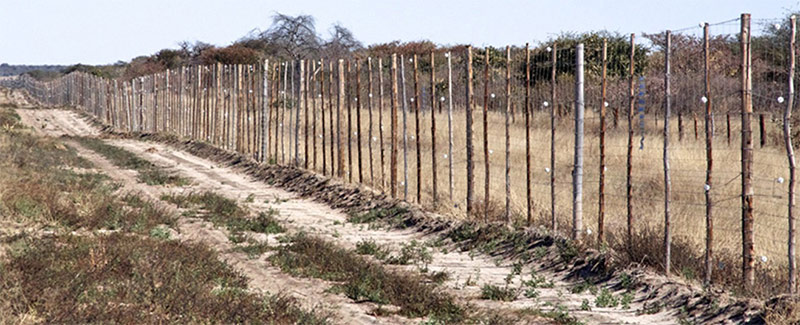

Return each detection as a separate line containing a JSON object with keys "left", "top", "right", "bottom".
{"left": 16, "top": 108, "right": 400, "bottom": 325}
{"left": 16, "top": 107, "right": 686, "bottom": 324}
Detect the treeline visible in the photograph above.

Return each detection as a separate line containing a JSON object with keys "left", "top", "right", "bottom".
{"left": 22, "top": 12, "right": 797, "bottom": 87}
{"left": 1, "top": 64, "right": 66, "bottom": 78}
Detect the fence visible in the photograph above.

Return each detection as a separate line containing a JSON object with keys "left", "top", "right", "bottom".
{"left": 3, "top": 13, "right": 798, "bottom": 296}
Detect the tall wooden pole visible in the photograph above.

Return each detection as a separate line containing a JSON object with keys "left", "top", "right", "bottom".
{"left": 550, "top": 44, "right": 557, "bottom": 231}
{"left": 573, "top": 43, "right": 585, "bottom": 240}
{"left": 356, "top": 59, "right": 364, "bottom": 183}
{"left": 272, "top": 63, "right": 279, "bottom": 162}
{"left": 338, "top": 60, "right": 346, "bottom": 178}
{"left": 664, "top": 31, "right": 673, "bottom": 276}
{"left": 296, "top": 60, "right": 304, "bottom": 166}
{"left": 786, "top": 15, "right": 797, "bottom": 294}
{"left": 304, "top": 60, "right": 310, "bottom": 169}
{"left": 153, "top": 73, "right": 158, "bottom": 133}
{"left": 234, "top": 65, "right": 240, "bottom": 151}
{"left": 328, "top": 62, "right": 335, "bottom": 174}
{"left": 741, "top": 13, "right": 755, "bottom": 289}
{"left": 703, "top": 22, "right": 715, "bottom": 286}
{"left": 627, "top": 34, "right": 636, "bottom": 249}
{"left": 401, "top": 56, "right": 409, "bottom": 199}
{"left": 505, "top": 46, "right": 511, "bottom": 223}
{"left": 284, "top": 65, "right": 290, "bottom": 158}
{"left": 430, "top": 52, "right": 438, "bottom": 206}
{"left": 266, "top": 59, "right": 272, "bottom": 163}
{"left": 321, "top": 59, "right": 327, "bottom": 174}
{"left": 466, "top": 46, "right": 475, "bottom": 216}
{"left": 215, "top": 63, "right": 223, "bottom": 146}
{"left": 447, "top": 51, "right": 455, "bottom": 203}
{"left": 368, "top": 57, "right": 375, "bottom": 185}
{"left": 414, "top": 55, "right": 422, "bottom": 203}
{"left": 329, "top": 61, "right": 335, "bottom": 175}
{"left": 312, "top": 60, "right": 318, "bottom": 170}
{"left": 379, "top": 58, "right": 387, "bottom": 189}
{"left": 347, "top": 60, "right": 353, "bottom": 182}
{"left": 289, "top": 62, "right": 295, "bottom": 161}
{"left": 483, "top": 48, "right": 491, "bottom": 222}
{"left": 390, "top": 55, "right": 399, "bottom": 197}
{"left": 599, "top": 39, "right": 608, "bottom": 242}
{"left": 525, "top": 44, "right": 532, "bottom": 225}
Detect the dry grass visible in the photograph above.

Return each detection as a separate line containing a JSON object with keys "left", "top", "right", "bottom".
{"left": 270, "top": 233, "right": 543, "bottom": 324}
{"left": 0, "top": 123, "right": 174, "bottom": 233}
{"left": 74, "top": 136, "right": 190, "bottom": 186}
{"left": 265, "top": 102, "right": 791, "bottom": 293}
{"left": 161, "top": 191, "right": 285, "bottom": 236}
{"left": 0, "top": 106, "right": 326, "bottom": 323}
{"left": 0, "top": 233, "right": 327, "bottom": 324}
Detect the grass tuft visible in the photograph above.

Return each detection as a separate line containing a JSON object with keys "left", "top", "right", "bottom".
{"left": 74, "top": 136, "right": 188, "bottom": 186}
{"left": 0, "top": 233, "right": 327, "bottom": 323}
{"left": 480, "top": 284, "right": 519, "bottom": 302}
{"left": 271, "top": 233, "right": 466, "bottom": 322}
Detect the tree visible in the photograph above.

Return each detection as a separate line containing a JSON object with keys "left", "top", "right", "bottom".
{"left": 322, "top": 23, "right": 363, "bottom": 58}
{"left": 256, "top": 13, "right": 321, "bottom": 59}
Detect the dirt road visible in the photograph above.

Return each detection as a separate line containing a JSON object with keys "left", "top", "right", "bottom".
{"left": 15, "top": 105, "right": 703, "bottom": 324}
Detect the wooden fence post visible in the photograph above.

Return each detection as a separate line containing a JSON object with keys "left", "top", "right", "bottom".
{"left": 347, "top": 60, "right": 353, "bottom": 182}
{"left": 304, "top": 60, "right": 310, "bottom": 168}
{"left": 284, "top": 65, "right": 290, "bottom": 158}
{"left": 413, "top": 55, "right": 422, "bottom": 203}
{"left": 297, "top": 60, "right": 304, "bottom": 166}
{"left": 329, "top": 61, "right": 335, "bottom": 175}
{"left": 390, "top": 54, "right": 399, "bottom": 197}
{"left": 233, "top": 65, "right": 239, "bottom": 150}
{"left": 338, "top": 59, "right": 346, "bottom": 178}
{"left": 703, "top": 22, "right": 715, "bottom": 286}
{"left": 573, "top": 43, "right": 585, "bottom": 240}
{"left": 153, "top": 73, "right": 158, "bottom": 133}
{"left": 505, "top": 46, "right": 511, "bottom": 223}
{"left": 312, "top": 60, "right": 318, "bottom": 170}
{"left": 321, "top": 59, "right": 327, "bottom": 174}
{"left": 466, "top": 46, "right": 475, "bottom": 215}
{"left": 525, "top": 44, "right": 532, "bottom": 225}
{"left": 447, "top": 51, "right": 455, "bottom": 203}
{"left": 262, "top": 59, "right": 269, "bottom": 163}
{"left": 785, "top": 14, "right": 797, "bottom": 294}
{"left": 379, "top": 58, "right": 386, "bottom": 189}
{"left": 401, "top": 56, "right": 409, "bottom": 200}
{"left": 356, "top": 58, "right": 364, "bottom": 183}
{"left": 289, "top": 62, "right": 295, "bottom": 161}
{"left": 550, "top": 44, "right": 557, "bottom": 231}
{"left": 215, "top": 63, "right": 222, "bottom": 146}
{"left": 741, "top": 13, "right": 755, "bottom": 289}
{"left": 664, "top": 31, "right": 673, "bottom": 276}
{"left": 627, "top": 34, "right": 636, "bottom": 249}
{"left": 431, "top": 51, "right": 438, "bottom": 207}
{"left": 483, "top": 47, "right": 491, "bottom": 222}
{"left": 368, "top": 57, "right": 375, "bottom": 185}
{"left": 599, "top": 39, "right": 608, "bottom": 242}
{"left": 272, "top": 63, "right": 279, "bottom": 163}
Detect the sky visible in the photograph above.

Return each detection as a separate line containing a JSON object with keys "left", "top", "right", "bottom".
{"left": 0, "top": 0, "right": 797, "bottom": 65}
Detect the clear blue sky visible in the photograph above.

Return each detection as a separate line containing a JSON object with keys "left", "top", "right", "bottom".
{"left": 1, "top": 0, "right": 797, "bottom": 65}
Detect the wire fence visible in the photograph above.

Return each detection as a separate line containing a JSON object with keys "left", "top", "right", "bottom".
{"left": 3, "top": 12, "right": 798, "bottom": 297}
